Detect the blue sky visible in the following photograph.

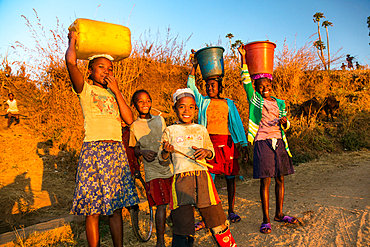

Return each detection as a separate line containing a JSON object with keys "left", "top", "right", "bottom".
{"left": 0, "top": 0, "right": 369, "bottom": 69}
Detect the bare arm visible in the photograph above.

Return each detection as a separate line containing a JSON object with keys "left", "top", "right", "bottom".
{"left": 238, "top": 45, "right": 247, "bottom": 66}
{"left": 104, "top": 75, "right": 134, "bottom": 125}
{"left": 189, "top": 50, "right": 198, "bottom": 76}
{"left": 65, "top": 31, "right": 84, "bottom": 93}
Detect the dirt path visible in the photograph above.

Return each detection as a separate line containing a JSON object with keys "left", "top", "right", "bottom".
{"left": 209, "top": 150, "right": 370, "bottom": 246}
{"left": 1, "top": 123, "right": 369, "bottom": 246}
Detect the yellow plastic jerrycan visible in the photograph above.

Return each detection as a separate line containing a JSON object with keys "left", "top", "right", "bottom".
{"left": 68, "top": 18, "right": 132, "bottom": 61}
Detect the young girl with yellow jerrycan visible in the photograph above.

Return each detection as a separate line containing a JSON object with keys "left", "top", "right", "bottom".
{"left": 68, "top": 18, "right": 132, "bottom": 61}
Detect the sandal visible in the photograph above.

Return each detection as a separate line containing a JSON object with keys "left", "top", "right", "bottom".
{"left": 274, "top": 215, "right": 298, "bottom": 224}
{"left": 195, "top": 221, "right": 205, "bottom": 231}
{"left": 228, "top": 213, "right": 241, "bottom": 223}
{"left": 260, "top": 222, "right": 271, "bottom": 234}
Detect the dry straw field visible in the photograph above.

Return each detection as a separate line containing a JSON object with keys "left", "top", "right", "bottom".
{"left": 0, "top": 12, "right": 369, "bottom": 246}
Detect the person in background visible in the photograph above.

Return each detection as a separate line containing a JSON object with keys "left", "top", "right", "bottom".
{"left": 6, "top": 93, "right": 20, "bottom": 127}
{"left": 346, "top": 54, "right": 354, "bottom": 70}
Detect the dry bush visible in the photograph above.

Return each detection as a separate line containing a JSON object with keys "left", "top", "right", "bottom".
{"left": 5, "top": 12, "right": 370, "bottom": 167}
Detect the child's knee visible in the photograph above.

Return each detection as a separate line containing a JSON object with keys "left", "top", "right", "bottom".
{"left": 171, "top": 205, "right": 195, "bottom": 236}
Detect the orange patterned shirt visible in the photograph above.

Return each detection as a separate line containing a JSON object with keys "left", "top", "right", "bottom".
{"left": 206, "top": 99, "right": 230, "bottom": 135}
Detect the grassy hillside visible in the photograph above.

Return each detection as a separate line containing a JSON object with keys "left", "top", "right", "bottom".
{"left": 1, "top": 16, "right": 369, "bottom": 169}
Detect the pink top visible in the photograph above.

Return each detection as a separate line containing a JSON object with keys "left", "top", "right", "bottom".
{"left": 254, "top": 99, "right": 282, "bottom": 141}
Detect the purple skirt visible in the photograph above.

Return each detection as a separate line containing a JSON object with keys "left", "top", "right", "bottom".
{"left": 253, "top": 139, "right": 294, "bottom": 179}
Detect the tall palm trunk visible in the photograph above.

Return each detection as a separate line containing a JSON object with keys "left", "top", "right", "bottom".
{"left": 325, "top": 26, "right": 331, "bottom": 70}
{"left": 317, "top": 22, "right": 327, "bottom": 70}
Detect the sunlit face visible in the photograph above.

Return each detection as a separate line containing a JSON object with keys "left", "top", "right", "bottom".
{"left": 174, "top": 96, "right": 196, "bottom": 124}
{"left": 206, "top": 79, "right": 219, "bottom": 99}
{"left": 134, "top": 92, "right": 152, "bottom": 118}
{"left": 88, "top": 58, "right": 113, "bottom": 87}
{"left": 8, "top": 94, "right": 14, "bottom": 100}
{"left": 255, "top": 78, "right": 272, "bottom": 99}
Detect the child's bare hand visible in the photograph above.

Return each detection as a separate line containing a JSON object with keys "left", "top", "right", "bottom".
{"left": 104, "top": 75, "right": 119, "bottom": 93}
{"left": 237, "top": 45, "right": 246, "bottom": 56}
{"left": 242, "top": 146, "right": 248, "bottom": 163}
{"left": 190, "top": 50, "right": 198, "bottom": 67}
{"left": 192, "top": 146, "right": 212, "bottom": 160}
{"left": 279, "top": 116, "right": 287, "bottom": 125}
{"left": 141, "top": 150, "right": 157, "bottom": 162}
{"left": 68, "top": 31, "right": 77, "bottom": 45}
{"left": 279, "top": 116, "right": 288, "bottom": 128}
{"left": 162, "top": 141, "right": 174, "bottom": 153}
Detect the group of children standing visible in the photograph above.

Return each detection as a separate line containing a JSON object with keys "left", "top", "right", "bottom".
{"left": 65, "top": 30, "right": 297, "bottom": 247}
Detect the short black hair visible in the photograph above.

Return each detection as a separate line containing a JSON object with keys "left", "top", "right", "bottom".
{"left": 8, "top": 93, "right": 14, "bottom": 97}
{"left": 131, "top": 89, "right": 152, "bottom": 106}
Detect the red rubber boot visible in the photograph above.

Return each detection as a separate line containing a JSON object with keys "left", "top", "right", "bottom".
{"left": 213, "top": 226, "right": 237, "bottom": 247}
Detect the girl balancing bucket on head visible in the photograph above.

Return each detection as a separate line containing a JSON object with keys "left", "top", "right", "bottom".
{"left": 68, "top": 18, "right": 132, "bottom": 61}
{"left": 238, "top": 42, "right": 299, "bottom": 235}
{"left": 194, "top": 46, "right": 225, "bottom": 80}
{"left": 188, "top": 47, "right": 248, "bottom": 229}
{"left": 243, "top": 41, "right": 276, "bottom": 80}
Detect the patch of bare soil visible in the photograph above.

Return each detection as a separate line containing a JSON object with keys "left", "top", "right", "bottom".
{"left": 209, "top": 150, "right": 370, "bottom": 246}
{"left": 0, "top": 123, "right": 76, "bottom": 235}
{"left": 1, "top": 122, "right": 369, "bottom": 246}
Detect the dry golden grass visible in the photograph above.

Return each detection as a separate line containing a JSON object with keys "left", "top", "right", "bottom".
{"left": 2, "top": 224, "right": 75, "bottom": 247}
{"left": 1, "top": 12, "right": 369, "bottom": 162}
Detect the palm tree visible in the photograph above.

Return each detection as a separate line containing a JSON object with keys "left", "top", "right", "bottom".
{"left": 313, "top": 12, "right": 327, "bottom": 70}
{"left": 322, "top": 20, "right": 333, "bottom": 70}
{"left": 226, "top": 33, "right": 236, "bottom": 56}
{"left": 226, "top": 33, "right": 234, "bottom": 48}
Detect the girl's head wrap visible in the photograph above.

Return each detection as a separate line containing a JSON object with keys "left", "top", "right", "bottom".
{"left": 251, "top": 73, "right": 273, "bottom": 81}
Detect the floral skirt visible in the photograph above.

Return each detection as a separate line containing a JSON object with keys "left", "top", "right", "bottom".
{"left": 71, "top": 141, "right": 139, "bottom": 216}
